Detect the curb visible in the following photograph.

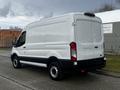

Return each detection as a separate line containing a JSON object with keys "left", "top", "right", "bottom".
{"left": 93, "top": 69, "right": 120, "bottom": 78}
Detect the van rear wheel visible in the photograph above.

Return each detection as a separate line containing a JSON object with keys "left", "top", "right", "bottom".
{"left": 12, "top": 56, "right": 21, "bottom": 68}
{"left": 48, "top": 62, "right": 64, "bottom": 80}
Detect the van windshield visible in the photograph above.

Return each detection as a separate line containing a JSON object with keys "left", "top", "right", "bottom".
{"left": 15, "top": 31, "right": 26, "bottom": 47}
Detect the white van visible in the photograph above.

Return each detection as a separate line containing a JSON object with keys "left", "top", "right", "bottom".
{"left": 11, "top": 12, "right": 106, "bottom": 80}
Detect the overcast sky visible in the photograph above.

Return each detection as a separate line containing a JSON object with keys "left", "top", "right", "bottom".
{"left": 0, "top": 0, "right": 118, "bottom": 29}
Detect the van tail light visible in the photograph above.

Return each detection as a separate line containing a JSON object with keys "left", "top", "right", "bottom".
{"left": 70, "top": 42, "right": 77, "bottom": 61}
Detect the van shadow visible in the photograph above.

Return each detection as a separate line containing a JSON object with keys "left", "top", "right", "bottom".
{"left": 23, "top": 65, "right": 100, "bottom": 83}
{"left": 22, "top": 64, "right": 49, "bottom": 76}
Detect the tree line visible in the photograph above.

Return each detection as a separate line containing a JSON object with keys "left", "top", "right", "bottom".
{"left": 94, "top": 0, "right": 120, "bottom": 13}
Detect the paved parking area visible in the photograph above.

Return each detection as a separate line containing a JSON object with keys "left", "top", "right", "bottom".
{"left": 0, "top": 75, "right": 30, "bottom": 90}
{"left": 0, "top": 51, "right": 120, "bottom": 90}
{"left": 0, "top": 50, "right": 11, "bottom": 57}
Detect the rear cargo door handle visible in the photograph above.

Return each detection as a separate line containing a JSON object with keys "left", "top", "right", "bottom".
{"left": 95, "top": 46, "right": 98, "bottom": 48}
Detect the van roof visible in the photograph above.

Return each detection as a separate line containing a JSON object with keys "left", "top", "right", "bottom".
{"left": 27, "top": 12, "right": 82, "bottom": 24}
{"left": 25, "top": 12, "right": 99, "bottom": 29}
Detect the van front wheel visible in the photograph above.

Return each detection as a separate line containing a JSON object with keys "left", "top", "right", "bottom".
{"left": 12, "top": 56, "right": 21, "bottom": 68}
{"left": 48, "top": 62, "right": 64, "bottom": 80}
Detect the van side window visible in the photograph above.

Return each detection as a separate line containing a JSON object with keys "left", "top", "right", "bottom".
{"left": 16, "top": 31, "right": 26, "bottom": 47}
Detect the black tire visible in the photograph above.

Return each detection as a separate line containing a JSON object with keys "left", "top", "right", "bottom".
{"left": 48, "top": 62, "right": 64, "bottom": 80}
{"left": 12, "top": 55, "right": 21, "bottom": 68}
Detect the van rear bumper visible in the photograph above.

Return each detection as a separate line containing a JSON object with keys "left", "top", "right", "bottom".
{"left": 60, "top": 57, "right": 106, "bottom": 72}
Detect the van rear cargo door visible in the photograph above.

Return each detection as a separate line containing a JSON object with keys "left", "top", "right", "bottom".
{"left": 74, "top": 19, "right": 103, "bottom": 60}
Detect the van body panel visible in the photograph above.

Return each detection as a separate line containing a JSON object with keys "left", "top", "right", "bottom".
{"left": 21, "top": 42, "right": 71, "bottom": 60}
{"left": 23, "top": 16, "right": 74, "bottom": 59}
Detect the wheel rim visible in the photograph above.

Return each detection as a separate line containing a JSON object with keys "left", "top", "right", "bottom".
{"left": 50, "top": 66, "right": 58, "bottom": 78}
{"left": 13, "top": 59, "right": 18, "bottom": 67}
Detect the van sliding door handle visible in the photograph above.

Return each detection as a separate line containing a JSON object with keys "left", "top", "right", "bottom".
{"left": 23, "top": 46, "right": 26, "bottom": 48}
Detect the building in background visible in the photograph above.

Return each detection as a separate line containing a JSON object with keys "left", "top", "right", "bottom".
{"left": 0, "top": 29, "right": 21, "bottom": 48}
{"left": 96, "top": 10, "right": 120, "bottom": 54}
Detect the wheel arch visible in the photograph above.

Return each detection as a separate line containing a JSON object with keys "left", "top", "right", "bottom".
{"left": 47, "top": 56, "right": 62, "bottom": 67}
{"left": 11, "top": 53, "right": 18, "bottom": 61}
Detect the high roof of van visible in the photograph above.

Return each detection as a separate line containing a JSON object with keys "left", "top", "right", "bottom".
{"left": 26, "top": 12, "right": 82, "bottom": 25}
{"left": 25, "top": 12, "right": 100, "bottom": 29}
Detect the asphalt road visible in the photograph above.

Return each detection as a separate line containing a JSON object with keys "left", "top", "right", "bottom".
{"left": 0, "top": 55, "right": 120, "bottom": 90}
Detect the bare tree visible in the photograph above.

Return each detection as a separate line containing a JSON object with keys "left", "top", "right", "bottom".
{"left": 9, "top": 26, "right": 22, "bottom": 30}
{"left": 117, "top": 0, "right": 120, "bottom": 3}
{"left": 94, "top": 4, "right": 115, "bottom": 13}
